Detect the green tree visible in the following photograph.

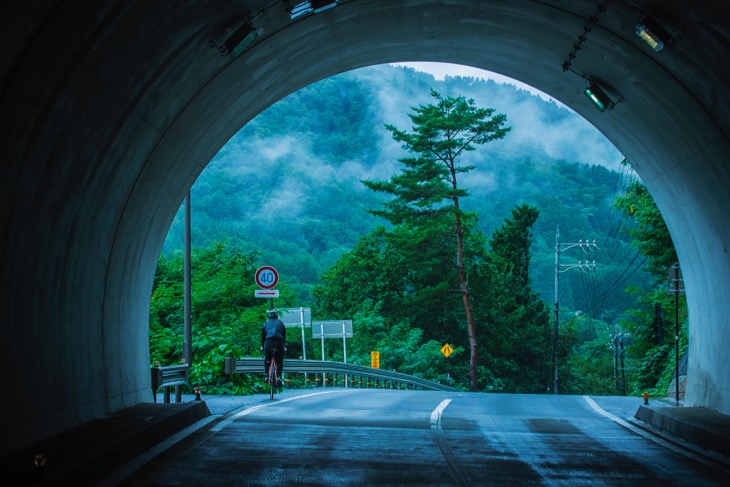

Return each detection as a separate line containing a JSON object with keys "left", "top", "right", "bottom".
{"left": 150, "top": 242, "right": 301, "bottom": 394}
{"left": 613, "top": 159, "right": 677, "bottom": 278}
{"left": 612, "top": 160, "right": 686, "bottom": 396}
{"left": 363, "top": 90, "right": 510, "bottom": 391}
{"left": 474, "top": 204, "right": 551, "bottom": 392}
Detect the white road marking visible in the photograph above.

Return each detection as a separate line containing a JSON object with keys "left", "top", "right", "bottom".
{"left": 211, "top": 389, "right": 363, "bottom": 432}
{"left": 582, "top": 395, "right": 730, "bottom": 473}
{"left": 430, "top": 398, "right": 453, "bottom": 430}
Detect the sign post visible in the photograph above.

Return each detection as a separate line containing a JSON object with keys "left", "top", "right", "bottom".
{"left": 313, "top": 320, "right": 354, "bottom": 387}
{"left": 281, "top": 307, "right": 311, "bottom": 360}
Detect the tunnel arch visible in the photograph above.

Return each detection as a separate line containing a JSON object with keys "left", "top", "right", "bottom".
{"left": 1, "top": 1, "right": 729, "bottom": 455}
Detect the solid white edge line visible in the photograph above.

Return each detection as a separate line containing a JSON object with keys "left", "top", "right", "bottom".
{"left": 430, "top": 398, "right": 453, "bottom": 430}
{"left": 582, "top": 395, "right": 730, "bottom": 473}
{"left": 211, "top": 389, "right": 363, "bottom": 432}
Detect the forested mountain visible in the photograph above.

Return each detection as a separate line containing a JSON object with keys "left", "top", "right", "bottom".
{"left": 162, "top": 64, "right": 650, "bottom": 322}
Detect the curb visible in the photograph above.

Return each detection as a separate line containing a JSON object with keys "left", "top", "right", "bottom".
{"left": 635, "top": 404, "right": 730, "bottom": 457}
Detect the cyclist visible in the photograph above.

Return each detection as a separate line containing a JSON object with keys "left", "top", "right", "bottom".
{"left": 261, "top": 309, "right": 286, "bottom": 387}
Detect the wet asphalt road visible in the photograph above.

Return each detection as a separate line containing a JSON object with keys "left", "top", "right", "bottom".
{"left": 119, "top": 390, "right": 728, "bottom": 486}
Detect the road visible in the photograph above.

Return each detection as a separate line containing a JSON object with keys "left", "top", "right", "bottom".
{"left": 119, "top": 390, "right": 728, "bottom": 486}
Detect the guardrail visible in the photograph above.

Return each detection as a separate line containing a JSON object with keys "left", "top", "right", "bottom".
{"left": 224, "top": 358, "right": 456, "bottom": 392}
{"left": 151, "top": 364, "right": 189, "bottom": 403}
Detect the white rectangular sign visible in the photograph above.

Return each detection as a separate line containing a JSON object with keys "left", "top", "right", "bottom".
{"left": 255, "top": 289, "right": 279, "bottom": 298}
{"left": 312, "top": 320, "right": 353, "bottom": 338}
{"left": 280, "top": 307, "right": 311, "bottom": 328}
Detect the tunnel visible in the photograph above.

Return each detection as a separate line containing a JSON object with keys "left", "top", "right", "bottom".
{"left": 1, "top": 0, "right": 729, "bottom": 456}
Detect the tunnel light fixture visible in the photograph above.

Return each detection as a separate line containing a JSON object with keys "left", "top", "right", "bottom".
{"left": 290, "top": 2, "right": 312, "bottom": 19}
{"left": 311, "top": 0, "right": 338, "bottom": 13}
{"left": 290, "top": 1, "right": 338, "bottom": 19}
{"left": 584, "top": 82, "right": 615, "bottom": 112}
{"left": 635, "top": 17, "right": 670, "bottom": 52}
{"left": 217, "top": 21, "right": 262, "bottom": 58}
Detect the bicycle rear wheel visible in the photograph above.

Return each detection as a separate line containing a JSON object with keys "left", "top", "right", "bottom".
{"left": 268, "top": 358, "right": 277, "bottom": 399}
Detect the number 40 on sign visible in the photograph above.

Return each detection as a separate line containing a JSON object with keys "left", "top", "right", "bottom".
{"left": 255, "top": 266, "right": 279, "bottom": 289}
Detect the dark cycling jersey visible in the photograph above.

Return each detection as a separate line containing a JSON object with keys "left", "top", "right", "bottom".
{"left": 261, "top": 318, "right": 286, "bottom": 344}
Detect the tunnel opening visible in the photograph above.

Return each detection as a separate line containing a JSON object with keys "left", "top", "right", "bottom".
{"left": 150, "top": 62, "right": 684, "bottom": 399}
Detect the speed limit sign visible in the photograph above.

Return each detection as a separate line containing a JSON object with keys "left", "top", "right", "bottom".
{"left": 255, "top": 266, "right": 278, "bottom": 289}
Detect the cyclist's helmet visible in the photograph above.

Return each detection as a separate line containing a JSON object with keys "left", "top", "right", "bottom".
{"left": 267, "top": 309, "right": 278, "bottom": 318}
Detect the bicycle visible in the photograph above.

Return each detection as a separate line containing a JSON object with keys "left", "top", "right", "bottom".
{"left": 267, "top": 348, "right": 281, "bottom": 400}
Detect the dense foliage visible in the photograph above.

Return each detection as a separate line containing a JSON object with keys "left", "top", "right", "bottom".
{"left": 314, "top": 203, "right": 550, "bottom": 392}
{"left": 151, "top": 244, "right": 299, "bottom": 394}
{"left": 554, "top": 160, "right": 687, "bottom": 397}
{"left": 610, "top": 161, "right": 687, "bottom": 397}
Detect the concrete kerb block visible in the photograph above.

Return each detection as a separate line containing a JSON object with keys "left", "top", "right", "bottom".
{"left": 635, "top": 404, "right": 730, "bottom": 457}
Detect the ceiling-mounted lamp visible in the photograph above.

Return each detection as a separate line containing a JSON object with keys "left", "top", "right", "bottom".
{"left": 311, "top": 0, "right": 338, "bottom": 13}
{"left": 635, "top": 16, "right": 670, "bottom": 52}
{"left": 217, "top": 20, "right": 262, "bottom": 58}
{"left": 290, "top": 0, "right": 338, "bottom": 18}
{"left": 290, "top": 2, "right": 312, "bottom": 19}
{"left": 584, "top": 82, "right": 615, "bottom": 112}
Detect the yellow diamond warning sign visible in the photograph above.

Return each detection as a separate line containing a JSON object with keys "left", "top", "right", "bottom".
{"left": 440, "top": 343, "right": 454, "bottom": 358}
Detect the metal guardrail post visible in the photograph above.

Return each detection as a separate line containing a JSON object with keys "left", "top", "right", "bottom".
{"left": 224, "top": 357, "right": 235, "bottom": 375}
{"left": 151, "top": 364, "right": 189, "bottom": 403}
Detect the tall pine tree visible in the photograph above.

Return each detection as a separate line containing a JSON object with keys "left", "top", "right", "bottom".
{"left": 363, "top": 90, "right": 510, "bottom": 391}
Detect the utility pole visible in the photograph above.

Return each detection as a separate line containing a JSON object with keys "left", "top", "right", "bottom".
{"left": 610, "top": 323, "right": 630, "bottom": 395}
{"left": 183, "top": 192, "right": 192, "bottom": 367}
{"left": 620, "top": 332, "right": 627, "bottom": 396}
{"left": 612, "top": 324, "right": 619, "bottom": 393}
{"left": 668, "top": 262, "right": 684, "bottom": 405}
{"left": 552, "top": 226, "right": 597, "bottom": 394}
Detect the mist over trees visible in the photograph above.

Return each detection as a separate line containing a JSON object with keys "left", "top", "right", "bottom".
{"left": 154, "top": 64, "right": 665, "bottom": 393}
{"left": 163, "top": 64, "right": 647, "bottom": 314}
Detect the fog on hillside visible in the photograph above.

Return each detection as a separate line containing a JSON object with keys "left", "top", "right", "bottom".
{"left": 162, "top": 63, "right": 647, "bottom": 316}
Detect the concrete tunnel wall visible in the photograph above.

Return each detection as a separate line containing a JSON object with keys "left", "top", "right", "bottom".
{"left": 1, "top": 0, "right": 729, "bottom": 455}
